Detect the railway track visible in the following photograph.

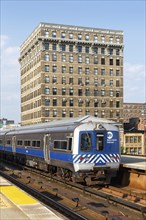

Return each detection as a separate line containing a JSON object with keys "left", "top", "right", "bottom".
{"left": 1, "top": 161, "right": 146, "bottom": 220}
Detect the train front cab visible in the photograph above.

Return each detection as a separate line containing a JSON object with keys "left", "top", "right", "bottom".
{"left": 73, "top": 123, "right": 120, "bottom": 185}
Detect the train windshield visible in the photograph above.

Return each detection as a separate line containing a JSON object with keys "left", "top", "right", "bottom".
{"left": 96, "top": 134, "right": 104, "bottom": 151}
{"left": 80, "top": 132, "right": 92, "bottom": 151}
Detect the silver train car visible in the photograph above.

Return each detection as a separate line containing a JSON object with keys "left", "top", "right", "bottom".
{"left": 0, "top": 116, "right": 120, "bottom": 185}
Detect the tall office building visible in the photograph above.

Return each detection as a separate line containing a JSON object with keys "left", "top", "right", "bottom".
{"left": 19, "top": 22, "right": 124, "bottom": 125}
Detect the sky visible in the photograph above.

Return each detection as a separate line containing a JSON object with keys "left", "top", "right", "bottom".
{"left": 0, "top": 0, "right": 146, "bottom": 123}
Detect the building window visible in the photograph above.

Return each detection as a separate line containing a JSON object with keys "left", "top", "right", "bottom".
{"left": 94, "top": 100, "right": 98, "bottom": 107}
{"left": 78, "top": 55, "right": 82, "bottom": 63}
{"left": 85, "top": 99, "right": 90, "bottom": 107}
{"left": 116, "top": 101, "right": 120, "bottom": 108}
{"left": 78, "top": 78, "right": 82, "bottom": 85}
{"left": 52, "top": 65, "right": 57, "bottom": 73}
{"left": 52, "top": 88, "right": 57, "bottom": 95}
{"left": 78, "top": 89, "right": 82, "bottom": 96}
{"left": 45, "top": 99, "right": 50, "bottom": 106}
{"left": 70, "top": 111, "right": 74, "bottom": 117}
{"left": 52, "top": 44, "right": 57, "bottom": 51}
{"left": 62, "top": 88, "right": 66, "bottom": 95}
{"left": 69, "top": 33, "right": 73, "bottom": 39}
{"left": 53, "top": 109, "right": 57, "bottom": 117}
{"left": 62, "top": 98, "right": 66, "bottom": 106}
{"left": 116, "top": 80, "right": 120, "bottom": 87}
{"left": 44, "top": 88, "right": 49, "bottom": 95}
{"left": 109, "top": 80, "right": 113, "bottom": 86}
{"left": 69, "top": 55, "right": 73, "bottom": 63}
{"left": 70, "top": 99, "right": 74, "bottom": 106}
{"left": 69, "top": 45, "right": 73, "bottom": 52}
{"left": 101, "top": 69, "right": 105, "bottom": 75}
{"left": 78, "top": 99, "right": 83, "bottom": 107}
{"left": 62, "top": 54, "right": 66, "bottom": 62}
{"left": 85, "top": 46, "right": 89, "bottom": 53}
{"left": 94, "top": 111, "right": 98, "bottom": 117}
{"left": 78, "top": 45, "right": 82, "bottom": 53}
{"left": 110, "top": 101, "right": 113, "bottom": 107}
{"left": 109, "top": 48, "right": 113, "bottom": 55}
{"left": 62, "top": 66, "right": 66, "bottom": 73}
{"left": 69, "top": 66, "right": 73, "bottom": 74}
{"left": 101, "top": 89, "right": 105, "bottom": 96}
{"left": 78, "top": 67, "right": 82, "bottom": 74}
{"left": 85, "top": 88, "right": 90, "bottom": 96}
{"left": 69, "top": 88, "right": 74, "bottom": 96}
{"left": 45, "top": 76, "right": 49, "bottom": 83}
{"left": 101, "top": 79, "right": 105, "bottom": 86}
{"left": 45, "top": 31, "right": 49, "bottom": 37}
{"left": 94, "top": 68, "right": 98, "bottom": 75}
{"left": 85, "top": 68, "right": 90, "bottom": 75}
{"left": 52, "top": 76, "right": 57, "bottom": 83}
{"left": 116, "top": 49, "right": 120, "bottom": 55}
{"left": 53, "top": 99, "right": 57, "bottom": 106}
{"left": 78, "top": 34, "right": 82, "bottom": 40}
{"left": 85, "top": 78, "right": 90, "bottom": 85}
{"left": 61, "top": 44, "right": 66, "bottom": 51}
{"left": 85, "top": 57, "right": 90, "bottom": 64}
{"left": 45, "top": 110, "right": 49, "bottom": 117}
{"left": 85, "top": 35, "right": 89, "bottom": 41}
{"left": 101, "top": 58, "right": 105, "bottom": 65}
{"left": 52, "top": 31, "right": 56, "bottom": 38}
{"left": 62, "top": 110, "right": 66, "bottom": 117}
{"left": 62, "top": 76, "right": 66, "bottom": 84}
{"left": 94, "top": 56, "right": 98, "bottom": 64}
{"left": 93, "top": 46, "right": 98, "bottom": 54}
{"left": 101, "top": 36, "right": 105, "bottom": 43}
{"left": 109, "top": 59, "right": 113, "bottom": 65}
{"left": 101, "top": 48, "right": 105, "bottom": 54}
{"left": 94, "top": 78, "right": 98, "bottom": 86}
{"left": 116, "top": 70, "right": 120, "bottom": 76}
{"left": 94, "top": 89, "right": 98, "bottom": 96}
{"left": 45, "top": 65, "right": 49, "bottom": 72}
{"left": 109, "top": 37, "right": 113, "bottom": 44}
{"left": 109, "top": 69, "right": 113, "bottom": 76}
{"left": 116, "top": 37, "right": 120, "bottom": 44}
{"left": 44, "top": 54, "right": 49, "bottom": 61}
{"left": 116, "top": 91, "right": 120, "bottom": 97}
{"left": 85, "top": 110, "right": 90, "bottom": 115}
{"left": 116, "top": 59, "right": 120, "bottom": 66}
{"left": 94, "top": 36, "right": 98, "bottom": 42}
{"left": 52, "top": 54, "right": 57, "bottom": 61}
{"left": 61, "top": 32, "right": 65, "bottom": 38}
{"left": 69, "top": 77, "right": 73, "bottom": 84}
{"left": 109, "top": 90, "right": 114, "bottom": 96}
{"left": 44, "top": 43, "right": 49, "bottom": 50}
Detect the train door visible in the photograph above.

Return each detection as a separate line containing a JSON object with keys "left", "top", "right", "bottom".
{"left": 43, "top": 134, "right": 51, "bottom": 164}
{"left": 12, "top": 136, "right": 16, "bottom": 154}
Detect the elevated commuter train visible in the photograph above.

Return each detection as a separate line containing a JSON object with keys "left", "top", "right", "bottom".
{"left": 0, "top": 116, "right": 120, "bottom": 185}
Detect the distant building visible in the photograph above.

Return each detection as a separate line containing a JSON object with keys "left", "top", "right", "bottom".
{"left": 123, "top": 103, "right": 146, "bottom": 123}
{"left": 19, "top": 22, "right": 124, "bottom": 125}
{"left": 0, "top": 118, "right": 15, "bottom": 128}
{"left": 123, "top": 117, "right": 146, "bottom": 155}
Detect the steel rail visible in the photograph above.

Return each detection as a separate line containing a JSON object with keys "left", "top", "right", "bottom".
{"left": 0, "top": 170, "right": 87, "bottom": 220}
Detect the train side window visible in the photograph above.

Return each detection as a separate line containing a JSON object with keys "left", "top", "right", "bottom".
{"left": 24, "top": 140, "right": 31, "bottom": 147}
{"left": 0, "top": 139, "right": 3, "bottom": 145}
{"left": 80, "top": 133, "right": 92, "bottom": 151}
{"left": 54, "top": 141, "right": 67, "bottom": 150}
{"left": 96, "top": 134, "right": 104, "bottom": 151}
{"left": 17, "top": 140, "right": 23, "bottom": 146}
{"left": 7, "top": 140, "right": 11, "bottom": 145}
{"left": 32, "top": 140, "right": 41, "bottom": 148}
{"left": 68, "top": 138, "right": 72, "bottom": 151}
